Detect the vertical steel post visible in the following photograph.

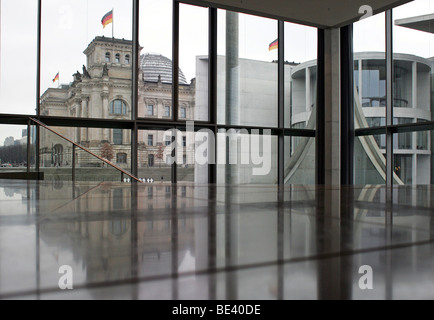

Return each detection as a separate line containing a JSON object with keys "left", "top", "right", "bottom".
{"left": 278, "top": 20, "right": 285, "bottom": 185}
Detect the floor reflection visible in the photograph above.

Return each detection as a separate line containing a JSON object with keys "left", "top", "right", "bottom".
{"left": 0, "top": 180, "right": 433, "bottom": 299}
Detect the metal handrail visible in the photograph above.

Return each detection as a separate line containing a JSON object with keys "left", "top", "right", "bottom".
{"left": 29, "top": 117, "right": 143, "bottom": 183}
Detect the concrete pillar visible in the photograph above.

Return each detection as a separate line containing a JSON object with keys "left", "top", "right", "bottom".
{"left": 101, "top": 92, "right": 110, "bottom": 141}
{"left": 412, "top": 63, "right": 418, "bottom": 185}
{"left": 358, "top": 59, "right": 363, "bottom": 106}
{"left": 306, "top": 67, "right": 311, "bottom": 120}
{"left": 225, "top": 11, "right": 240, "bottom": 185}
{"left": 324, "top": 28, "right": 341, "bottom": 186}
{"left": 76, "top": 99, "right": 82, "bottom": 143}
{"left": 225, "top": 11, "right": 240, "bottom": 126}
{"left": 412, "top": 61, "right": 417, "bottom": 109}
{"left": 81, "top": 96, "right": 90, "bottom": 142}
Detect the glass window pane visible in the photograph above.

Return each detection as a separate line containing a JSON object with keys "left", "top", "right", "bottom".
{"left": 148, "top": 134, "right": 153, "bottom": 146}
{"left": 284, "top": 136, "right": 315, "bottom": 184}
{"left": 41, "top": 0, "right": 133, "bottom": 120}
{"left": 180, "top": 3, "right": 208, "bottom": 122}
{"left": 393, "top": 0, "right": 432, "bottom": 138}
{"left": 147, "top": 105, "right": 154, "bottom": 116}
{"left": 353, "top": 12, "right": 386, "bottom": 128}
{"left": 393, "top": 118, "right": 414, "bottom": 150}
{"left": 176, "top": 128, "right": 209, "bottom": 183}
{"left": 393, "top": 154, "right": 412, "bottom": 185}
{"left": 0, "top": 0, "right": 38, "bottom": 115}
{"left": 138, "top": 129, "right": 172, "bottom": 182}
{"left": 216, "top": 130, "right": 277, "bottom": 184}
{"left": 139, "top": 0, "right": 174, "bottom": 120}
{"left": 113, "top": 128, "right": 123, "bottom": 145}
{"left": 0, "top": 125, "right": 35, "bottom": 170}
{"left": 217, "top": 10, "right": 278, "bottom": 127}
{"left": 39, "top": 126, "right": 131, "bottom": 182}
{"left": 354, "top": 135, "right": 386, "bottom": 185}
{"left": 416, "top": 120, "right": 429, "bottom": 150}
{"left": 284, "top": 22, "right": 317, "bottom": 129}
{"left": 393, "top": 127, "right": 432, "bottom": 185}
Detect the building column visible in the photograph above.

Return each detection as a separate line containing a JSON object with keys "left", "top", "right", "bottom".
{"left": 324, "top": 28, "right": 341, "bottom": 186}
{"left": 76, "top": 99, "right": 82, "bottom": 143}
{"left": 306, "top": 67, "right": 311, "bottom": 117}
{"left": 412, "top": 61, "right": 417, "bottom": 109}
{"left": 358, "top": 59, "right": 363, "bottom": 106}
{"left": 225, "top": 11, "right": 240, "bottom": 185}
{"left": 412, "top": 62, "right": 418, "bottom": 185}
{"left": 101, "top": 92, "right": 110, "bottom": 142}
{"left": 81, "top": 95, "right": 90, "bottom": 143}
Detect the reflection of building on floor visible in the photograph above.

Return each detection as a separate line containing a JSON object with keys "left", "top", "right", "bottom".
{"left": 40, "top": 37, "right": 195, "bottom": 177}
{"left": 37, "top": 182, "right": 195, "bottom": 295}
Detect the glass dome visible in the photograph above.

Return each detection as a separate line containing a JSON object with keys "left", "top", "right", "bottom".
{"left": 140, "top": 53, "right": 188, "bottom": 85}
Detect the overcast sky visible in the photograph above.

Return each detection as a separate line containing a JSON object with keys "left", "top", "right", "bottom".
{"left": 0, "top": 0, "right": 433, "bottom": 146}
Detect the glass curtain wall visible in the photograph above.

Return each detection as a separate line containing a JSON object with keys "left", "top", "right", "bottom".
{"left": 284, "top": 21, "right": 317, "bottom": 185}
{"left": 0, "top": 0, "right": 38, "bottom": 115}
{"left": 354, "top": 0, "right": 434, "bottom": 186}
{"left": 40, "top": 0, "right": 133, "bottom": 120}
{"left": 0, "top": 1, "right": 317, "bottom": 185}
{"left": 0, "top": 125, "right": 36, "bottom": 171}
{"left": 353, "top": 12, "right": 387, "bottom": 185}
{"left": 392, "top": 0, "right": 433, "bottom": 185}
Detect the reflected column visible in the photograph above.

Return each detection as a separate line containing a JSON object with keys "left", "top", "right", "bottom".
{"left": 207, "top": 186, "right": 217, "bottom": 300}
{"left": 277, "top": 188, "right": 284, "bottom": 300}
{"left": 35, "top": 181, "right": 41, "bottom": 299}
{"left": 130, "top": 183, "right": 139, "bottom": 300}
{"left": 316, "top": 186, "right": 344, "bottom": 299}
{"left": 171, "top": 186, "right": 179, "bottom": 300}
{"left": 339, "top": 186, "right": 354, "bottom": 300}
{"left": 385, "top": 186, "right": 393, "bottom": 300}
{"left": 225, "top": 186, "right": 238, "bottom": 299}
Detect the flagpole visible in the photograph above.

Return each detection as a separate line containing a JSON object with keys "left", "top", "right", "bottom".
{"left": 112, "top": 7, "right": 114, "bottom": 39}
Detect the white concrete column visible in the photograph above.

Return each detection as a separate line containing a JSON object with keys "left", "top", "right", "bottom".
{"left": 324, "top": 28, "right": 341, "bottom": 186}
{"left": 412, "top": 154, "right": 417, "bottom": 186}
{"left": 411, "top": 62, "right": 417, "bottom": 184}
{"left": 358, "top": 59, "right": 363, "bottom": 106}
{"left": 412, "top": 61, "right": 417, "bottom": 109}
{"left": 225, "top": 11, "right": 240, "bottom": 185}
{"left": 306, "top": 67, "right": 311, "bottom": 117}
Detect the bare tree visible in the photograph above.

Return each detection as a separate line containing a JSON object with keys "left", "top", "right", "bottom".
{"left": 100, "top": 142, "right": 114, "bottom": 164}
{"left": 156, "top": 144, "right": 164, "bottom": 167}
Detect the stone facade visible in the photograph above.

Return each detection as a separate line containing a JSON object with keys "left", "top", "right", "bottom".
{"left": 40, "top": 37, "right": 195, "bottom": 170}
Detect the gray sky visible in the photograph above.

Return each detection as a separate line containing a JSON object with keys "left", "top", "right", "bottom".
{"left": 0, "top": 0, "right": 433, "bottom": 146}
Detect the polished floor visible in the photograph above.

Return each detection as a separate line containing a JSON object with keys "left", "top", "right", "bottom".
{"left": 0, "top": 179, "right": 433, "bottom": 300}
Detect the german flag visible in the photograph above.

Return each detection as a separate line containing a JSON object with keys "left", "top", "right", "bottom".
{"left": 101, "top": 10, "right": 113, "bottom": 29}
{"left": 52, "top": 72, "right": 59, "bottom": 83}
{"left": 269, "top": 38, "right": 278, "bottom": 51}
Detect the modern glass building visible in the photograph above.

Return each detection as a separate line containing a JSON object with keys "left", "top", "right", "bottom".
{"left": 290, "top": 52, "right": 432, "bottom": 185}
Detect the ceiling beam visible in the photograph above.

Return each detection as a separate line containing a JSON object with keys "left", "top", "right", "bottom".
{"left": 181, "top": 0, "right": 414, "bottom": 28}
